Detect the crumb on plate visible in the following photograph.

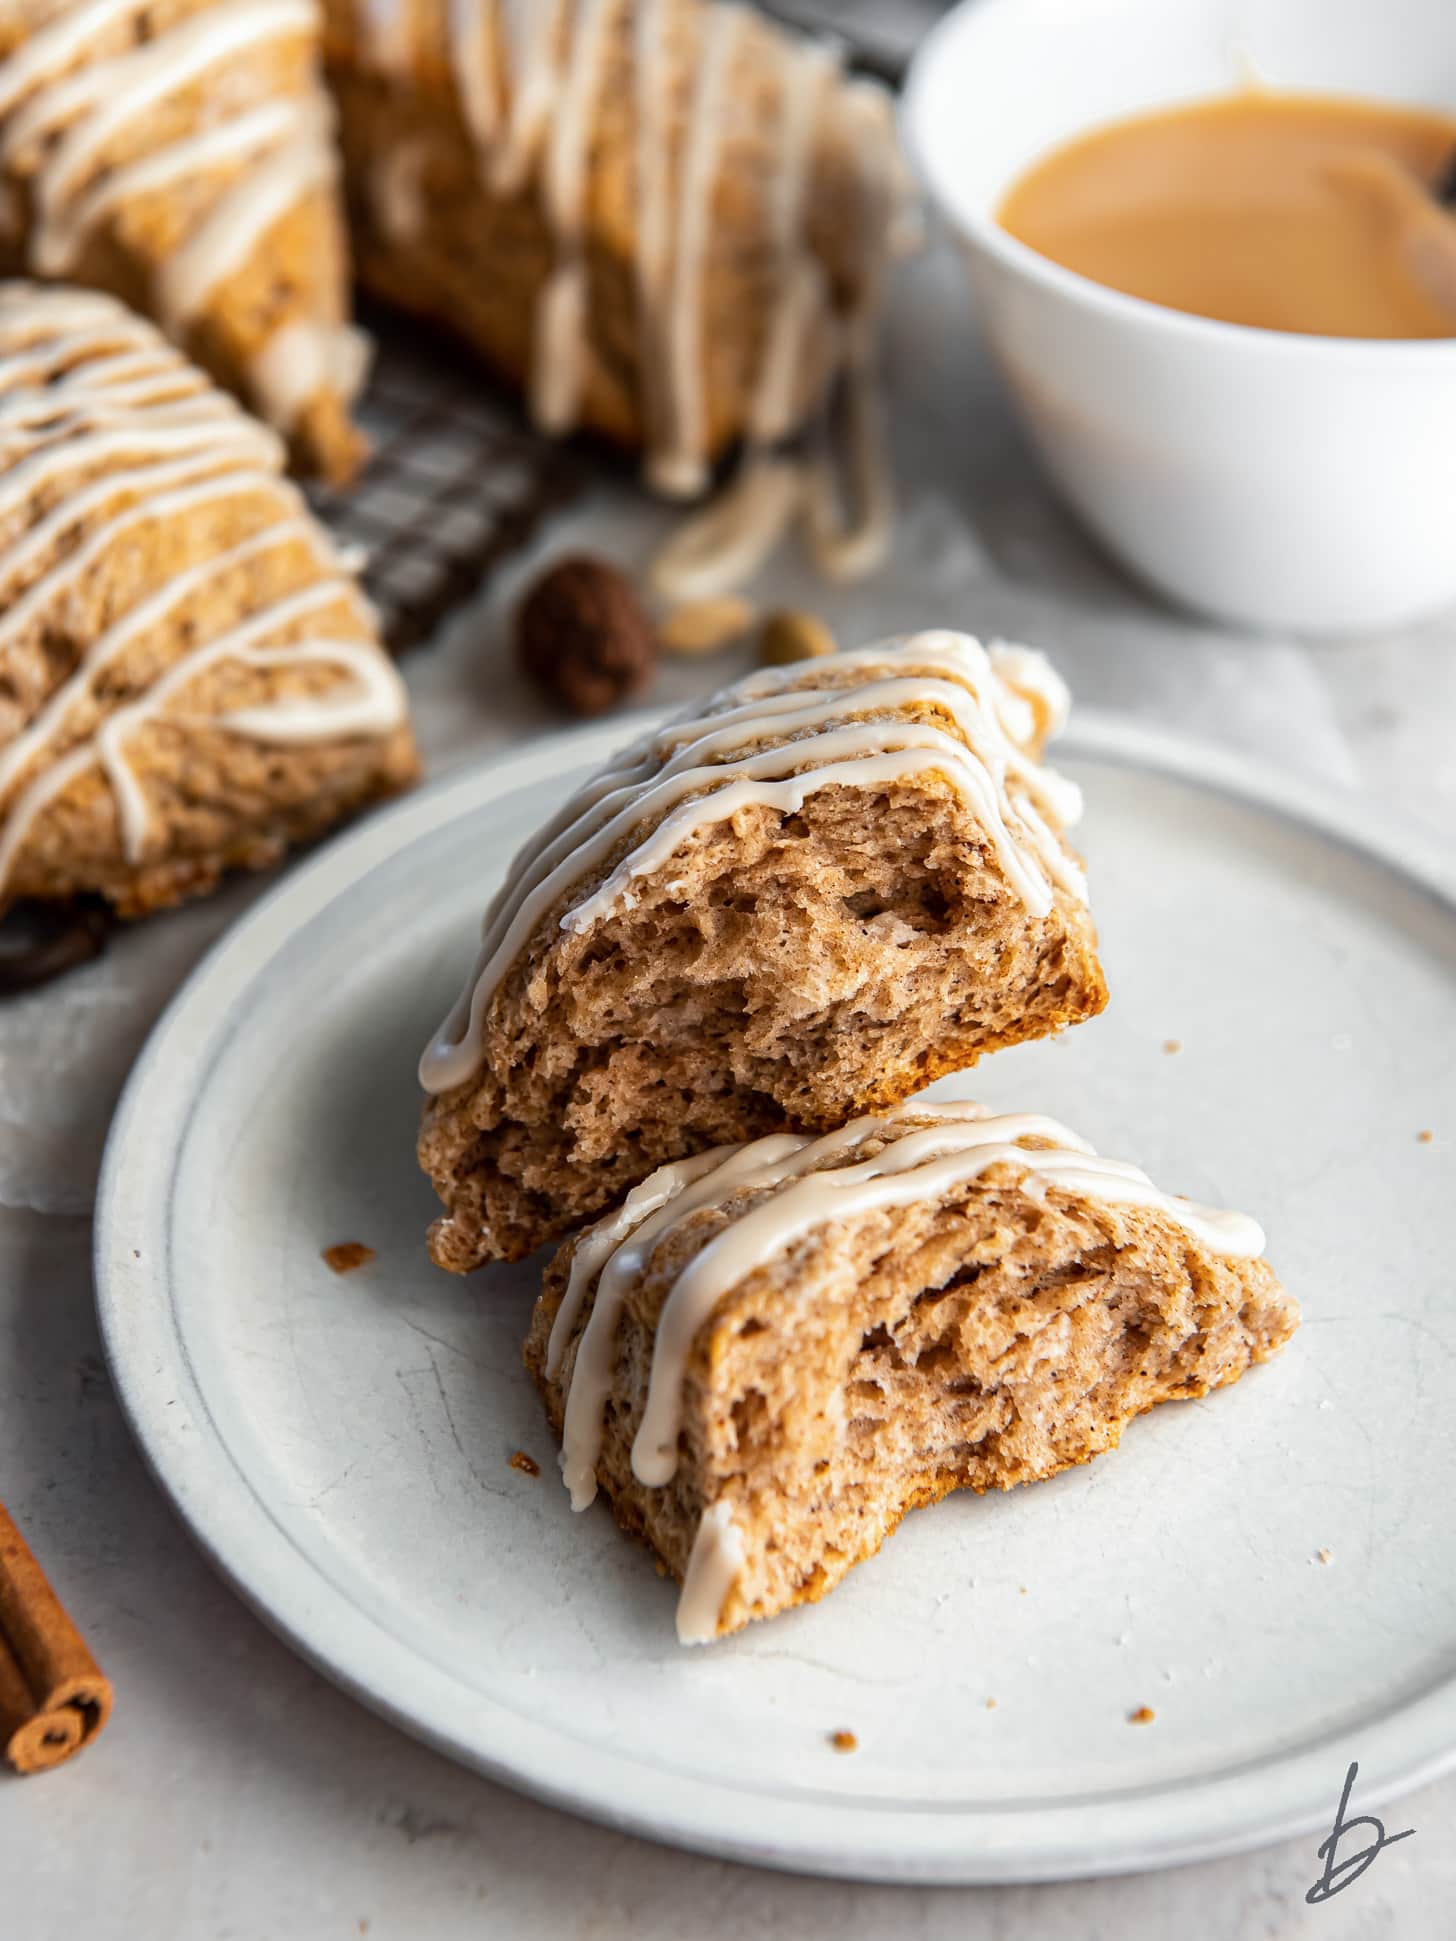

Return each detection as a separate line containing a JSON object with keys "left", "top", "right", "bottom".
{"left": 322, "top": 1241, "right": 375, "bottom": 1274}
{"left": 1162, "top": 1039, "right": 1182, "bottom": 1055}
{"left": 509, "top": 1450, "right": 540, "bottom": 1477}
{"left": 1316, "top": 1546, "right": 1333, "bottom": 1565}
{"left": 1417, "top": 1129, "right": 1434, "bottom": 1144}
{"left": 985, "top": 1698, "right": 997, "bottom": 1711}
{"left": 830, "top": 1730, "right": 858, "bottom": 1753}
{"left": 1128, "top": 1706, "right": 1156, "bottom": 1726}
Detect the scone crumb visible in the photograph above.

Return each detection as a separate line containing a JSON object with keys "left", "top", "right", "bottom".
{"left": 1128, "top": 1706, "right": 1156, "bottom": 1726}
{"left": 1162, "top": 1038, "right": 1182, "bottom": 1055}
{"left": 829, "top": 1730, "right": 858, "bottom": 1753}
{"left": 509, "top": 1450, "right": 540, "bottom": 1477}
{"left": 985, "top": 1698, "right": 998, "bottom": 1711}
{"left": 322, "top": 1242, "right": 375, "bottom": 1274}
{"left": 1316, "top": 1546, "right": 1333, "bottom": 1565}
{"left": 1417, "top": 1129, "right": 1434, "bottom": 1144}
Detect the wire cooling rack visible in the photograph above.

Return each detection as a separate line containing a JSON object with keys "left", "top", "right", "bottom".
{"left": 307, "top": 303, "right": 585, "bottom": 654}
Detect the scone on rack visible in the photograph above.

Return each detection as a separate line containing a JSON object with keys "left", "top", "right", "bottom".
{"left": 0, "top": 283, "right": 418, "bottom": 919}
{"left": 0, "top": 0, "right": 366, "bottom": 479}
{"left": 525, "top": 1100, "right": 1298, "bottom": 1642}
{"left": 418, "top": 631, "right": 1107, "bottom": 1268}
{"left": 323, "top": 0, "right": 902, "bottom": 509}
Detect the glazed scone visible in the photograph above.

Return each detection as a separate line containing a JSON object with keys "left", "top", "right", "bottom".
{"left": 0, "top": 284, "right": 418, "bottom": 918}
{"left": 525, "top": 1100, "right": 1298, "bottom": 1642}
{"left": 0, "top": 0, "right": 366, "bottom": 480}
{"left": 418, "top": 631, "right": 1107, "bottom": 1268}
{"left": 323, "top": 0, "right": 901, "bottom": 531}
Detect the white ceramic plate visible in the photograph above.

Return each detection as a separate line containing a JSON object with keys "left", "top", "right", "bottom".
{"left": 96, "top": 714, "right": 1456, "bottom": 1884}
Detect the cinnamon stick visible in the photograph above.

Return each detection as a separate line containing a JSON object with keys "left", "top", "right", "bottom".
{"left": 0, "top": 1500, "right": 112, "bottom": 1775}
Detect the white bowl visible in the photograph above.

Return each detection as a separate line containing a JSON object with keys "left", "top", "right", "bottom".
{"left": 902, "top": 0, "right": 1456, "bottom": 635}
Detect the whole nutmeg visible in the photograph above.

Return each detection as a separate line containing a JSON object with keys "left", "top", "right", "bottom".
{"left": 516, "top": 555, "right": 656, "bottom": 716}
{"left": 758, "top": 608, "right": 837, "bottom": 667}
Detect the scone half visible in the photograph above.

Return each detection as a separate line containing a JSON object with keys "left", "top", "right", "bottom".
{"left": 419, "top": 630, "right": 1107, "bottom": 1267}
{"left": 525, "top": 1100, "right": 1298, "bottom": 1642}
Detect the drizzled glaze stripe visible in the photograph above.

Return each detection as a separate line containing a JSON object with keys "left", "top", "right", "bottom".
{"left": 0, "top": 0, "right": 363, "bottom": 430}
{"left": 419, "top": 630, "right": 1080, "bottom": 1095}
{"left": 362, "top": 0, "right": 902, "bottom": 569}
{"left": 0, "top": 288, "right": 407, "bottom": 897}
{"left": 547, "top": 1099, "right": 1269, "bottom": 1643}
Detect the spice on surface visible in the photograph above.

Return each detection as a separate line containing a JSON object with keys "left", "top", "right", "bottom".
{"left": 322, "top": 1242, "right": 376, "bottom": 1274}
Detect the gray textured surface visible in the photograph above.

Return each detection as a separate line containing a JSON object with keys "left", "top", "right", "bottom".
{"left": 4, "top": 233, "right": 1455, "bottom": 1934}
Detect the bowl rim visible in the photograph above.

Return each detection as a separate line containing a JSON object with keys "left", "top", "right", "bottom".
{"left": 900, "top": 0, "right": 1456, "bottom": 366}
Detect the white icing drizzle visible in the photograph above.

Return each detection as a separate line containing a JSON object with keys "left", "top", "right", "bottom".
{"left": 417, "top": 0, "right": 902, "bottom": 545}
{"left": 419, "top": 631, "right": 1080, "bottom": 1096}
{"left": 530, "top": 0, "right": 619, "bottom": 436}
{"left": 676, "top": 1500, "right": 746, "bottom": 1645}
{"left": 743, "top": 36, "right": 839, "bottom": 449}
{"left": 551, "top": 1099, "right": 1268, "bottom": 1636}
{"left": 556, "top": 1134, "right": 806, "bottom": 1509}
{"left": 483, "top": 0, "right": 570, "bottom": 197}
{"left": 649, "top": 71, "right": 902, "bottom": 599}
{"left": 249, "top": 322, "right": 372, "bottom": 433}
{"left": 0, "top": 0, "right": 353, "bottom": 435}
{"left": 0, "top": 520, "right": 327, "bottom": 805}
{"left": 0, "top": 288, "right": 407, "bottom": 896}
{"left": 358, "top": 0, "right": 412, "bottom": 73}
{"left": 29, "top": 100, "right": 302, "bottom": 278}
{"left": 644, "top": 1, "right": 740, "bottom": 498}
{"left": 629, "top": 0, "right": 672, "bottom": 477}
{"left": 646, "top": 448, "right": 805, "bottom": 605}
{"left": 156, "top": 103, "right": 337, "bottom": 329}
{"left": 801, "top": 79, "right": 899, "bottom": 585}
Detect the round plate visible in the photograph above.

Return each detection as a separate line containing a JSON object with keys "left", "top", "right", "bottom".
{"left": 96, "top": 713, "right": 1456, "bottom": 1884}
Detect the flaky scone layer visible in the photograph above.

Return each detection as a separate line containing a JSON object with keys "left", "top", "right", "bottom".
{"left": 526, "top": 1105, "right": 1298, "bottom": 1641}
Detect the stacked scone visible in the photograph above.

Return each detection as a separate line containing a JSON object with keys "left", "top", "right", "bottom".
{"left": 419, "top": 631, "right": 1298, "bottom": 1642}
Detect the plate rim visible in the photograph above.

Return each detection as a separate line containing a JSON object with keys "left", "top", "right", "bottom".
{"left": 94, "top": 710, "right": 1456, "bottom": 1885}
